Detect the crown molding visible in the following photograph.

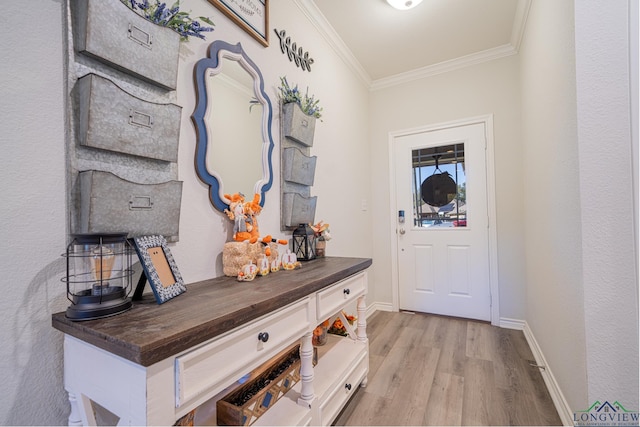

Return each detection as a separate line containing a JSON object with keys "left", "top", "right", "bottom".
{"left": 370, "top": 43, "right": 518, "bottom": 91}
{"left": 293, "top": 0, "right": 372, "bottom": 87}
{"left": 511, "top": 0, "right": 532, "bottom": 50}
{"left": 295, "top": 0, "right": 530, "bottom": 92}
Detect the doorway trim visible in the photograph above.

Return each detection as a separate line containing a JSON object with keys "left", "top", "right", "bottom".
{"left": 388, "top": 114, "right": 500, "bottom": 325}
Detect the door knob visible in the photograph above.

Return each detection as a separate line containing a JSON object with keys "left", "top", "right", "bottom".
{"left": 399, "top": 228, "right": 406, "bottom": 235}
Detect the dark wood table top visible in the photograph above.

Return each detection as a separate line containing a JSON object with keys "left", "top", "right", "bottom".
{"left": 52, "top": 256, "right": 372, "bottom": 366}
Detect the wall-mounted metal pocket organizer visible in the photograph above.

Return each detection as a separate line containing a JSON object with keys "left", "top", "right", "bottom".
{"left": 67, "top": 1, "right": 183, "bottom": 244}
{"left": 77, "top": 171, "right": 183, "bottom": 241}
{"left": 72, "top": 0, "right": 180, "bottom": 90}
{"left": 76, "top": 74, "right": 181, "bottom": 162}
{"left": 281, "top": 103, "right": 318, "bottom": 230}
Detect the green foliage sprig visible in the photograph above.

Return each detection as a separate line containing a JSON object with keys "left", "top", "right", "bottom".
{"left": 120, "top": 0, "right": 214, "bottom": 41}
{"left": 278, "top": 76, "right": 323, "bottom": 120}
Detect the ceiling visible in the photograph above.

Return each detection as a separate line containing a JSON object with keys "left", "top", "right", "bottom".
{"left": 300, "top": 0, "right": 530, "bottom": 89}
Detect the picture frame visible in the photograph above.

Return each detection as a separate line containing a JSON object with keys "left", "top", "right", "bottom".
{"left": 208, "top": 0, "right": 269, "bottom": 47}
{"left": 133, "top": 235, "right": 186, "bottom": 304}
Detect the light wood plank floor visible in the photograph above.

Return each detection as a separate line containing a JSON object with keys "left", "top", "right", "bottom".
{"left": 334, "top": 311, "right": 562, "bottom": 426}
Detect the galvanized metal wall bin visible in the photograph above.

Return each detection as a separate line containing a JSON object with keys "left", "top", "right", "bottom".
{"left": 282, "top": 193, "right": 317, "bottom": 228}
{"left": 77, "top": 171, "right": 183, "bottom": 241}
{"left": 76, "top": 73, "right": 181, "bottom": 162}
{"left": 282, "top": 102, "right": 316, "bottom": 147}
{"left": 72, "top": 0, "right": 180, "bottom": 90}
{"left": 283, "top": 147, "right": 316, "bottom": 186}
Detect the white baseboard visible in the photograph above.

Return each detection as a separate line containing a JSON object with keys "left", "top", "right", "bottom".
{"left": 522, "top": 321, "right": 574, "bottom": 426}
{"left": 499, "top": 317, "right": 526, "bottom": 330}
{"left": 366, "top": 301, "right": 393, "bottom": 318}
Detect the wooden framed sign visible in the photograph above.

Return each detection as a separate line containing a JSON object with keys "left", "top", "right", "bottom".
{"left": 208, "top": 0, "right": 269, "bottom": 46}
{"left": 133, "top": 235, "right": 186, "bottom": 304}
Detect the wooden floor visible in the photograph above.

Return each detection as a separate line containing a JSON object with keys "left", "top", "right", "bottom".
{"left": 334, "top": 311, "right": 562, "bottom": 426}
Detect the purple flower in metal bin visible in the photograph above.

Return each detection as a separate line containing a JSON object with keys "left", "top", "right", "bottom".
{"left": 278, "top": 76, "right": 323, "bottom": 120}
{"left": 120, "top": 0, "right": 214, "bottom": 41}
{"left": 152, "top": 2, "right": 166, "bottom": 23}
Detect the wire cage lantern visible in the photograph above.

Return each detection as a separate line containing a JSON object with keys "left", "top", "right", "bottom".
{"left": 62, "top": 233, "right": 135, "bottom": 321}
{"left": 292, "top": 223, "right": 316, "bottom": 261}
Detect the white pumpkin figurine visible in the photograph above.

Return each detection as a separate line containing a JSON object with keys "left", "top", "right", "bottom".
{"left": 258, "top": 254, "right": 270, "bottom": 276}
{"left": 281, "top": 249, "right": 300, "bottom": 271}
{"left": 270, "top": 257, "right": 281, "bottom": 273}
{"left": 237, "top": 262, "right": 258, "bottom": 281}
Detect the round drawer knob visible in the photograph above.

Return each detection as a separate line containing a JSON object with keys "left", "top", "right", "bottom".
{"left": 258, "top": 332, "right": 269, "bottom": 342}
{"left": 343, "top": 288, "right": 351, "bottom": 295}
{"left": 345, "top": 383, "right": 352, "bottom": 391}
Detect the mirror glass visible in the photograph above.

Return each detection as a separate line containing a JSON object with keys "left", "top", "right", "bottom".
{"left": 192, "top": 41, "right": 274, "bottom": 212}
{"left": 204, "top": 61, "right": 263, "bottom": 196}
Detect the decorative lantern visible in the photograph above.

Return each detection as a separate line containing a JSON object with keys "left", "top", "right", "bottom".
{"left": 292, "top": 224, "right": 316, "bottom": 261}
{"left": 62, "top": 233, "right": 134, "bottom": 321}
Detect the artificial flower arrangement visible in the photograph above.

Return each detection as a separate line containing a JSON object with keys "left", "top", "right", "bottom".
{"left": 312, "top": 319, "right": 330, "bottom": 346}
{"left": 310, "top": 221, "right": 331, "bottom": 241}
{"left": 328, "top": 311, "right": 357, "bottom": 337}
{"left": 310, "top": 221, "right": 331, "bottom": 257}
{"left": 120, "top": 0, "right": 214, "bottom": 41}
{"left": 312, "top": 311, "right": 356, "bottom": 346}
{"left": 278, "top": 76, "right": 323, "bottom": 120}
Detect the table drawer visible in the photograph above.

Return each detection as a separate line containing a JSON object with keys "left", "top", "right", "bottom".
{"left": 175, "top": 298, "right": 311, "bottom": 408}
{"left": 318, "top": 350, "right": 367, "bottom": 426}
{"left": 316, "top": 272, "right": 367, "bottom": 321}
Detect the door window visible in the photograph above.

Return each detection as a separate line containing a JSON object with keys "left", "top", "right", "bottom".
{"left": 411, "top": 143, "right": 466, "bottom": 228}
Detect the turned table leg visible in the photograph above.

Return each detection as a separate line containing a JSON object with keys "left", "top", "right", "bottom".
{"left": 67, "top": 391, "right": 83, "bottom": 426}
{"left": 357, "top": 295, "right": 368, "bottom": 387}
{"left": 297, "top": 331, "right": 315, "bottom": 407}
{"left": 356, "top": 295, "right": 367, "bottom": 344}
{"left": 67, "top": 390, "right": 96, "bottom": 426}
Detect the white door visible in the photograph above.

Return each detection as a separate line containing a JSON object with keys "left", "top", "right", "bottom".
{"left": 394, "top": 123, "right": 491, "bottom": 321}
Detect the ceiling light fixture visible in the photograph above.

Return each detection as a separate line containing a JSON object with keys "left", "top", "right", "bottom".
{"left": 386, "top": 0, "right": 423, "bottom": 10}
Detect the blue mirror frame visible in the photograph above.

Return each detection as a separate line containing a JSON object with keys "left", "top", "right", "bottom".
{"left": 192, "top": 41, "right": 275, "bottom": 212}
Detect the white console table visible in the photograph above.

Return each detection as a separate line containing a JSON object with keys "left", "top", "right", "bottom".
{"left": 52, "top": 257, "right": 371, "bottom": 426}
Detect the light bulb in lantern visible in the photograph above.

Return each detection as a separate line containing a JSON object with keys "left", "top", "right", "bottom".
{"left": 91, "top": 245, "right": 115, "bottom": 295}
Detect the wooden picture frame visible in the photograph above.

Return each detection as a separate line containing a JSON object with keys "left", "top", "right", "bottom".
{"left": 133, "top": 235, "right": 186, "bottom": 304}
{"left": 208, "top": 0, "right": 269, "bottom": 47}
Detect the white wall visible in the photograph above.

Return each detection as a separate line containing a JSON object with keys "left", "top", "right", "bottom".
{"left": 574, "top": 0, "right": 639, "bottom": 408}
{"left": 521, "top": 0, "right": 639, "bottom": 412}
{"left": 0, "top": 0, "right": 371, "bottom": 424}
{"left": 0, "top": 1, "right": 70, "bottom": 424}
{"left": 369, "top": 55, "right": 525, "bottom": 319}
{"left": 519, "top": 0, "right": 588, "bottom": 412}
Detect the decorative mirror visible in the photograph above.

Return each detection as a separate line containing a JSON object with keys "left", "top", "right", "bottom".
{"left": 192, "top": 41, "right": 274, "bottom": 212}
